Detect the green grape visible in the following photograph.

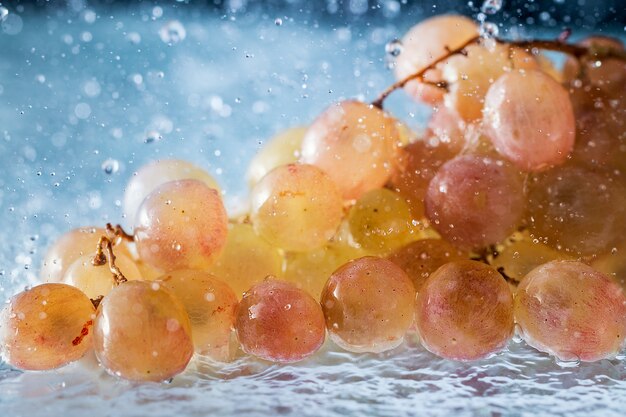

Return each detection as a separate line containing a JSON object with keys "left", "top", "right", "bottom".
{"left": 250, "top": 163, "right": 343, "bottom": 252}
{"left": 347, "top": 188, "right": 417, "bottom": 254}
{"left": 0, "top": 283, "right": 95, "bottom": 370}
{"left": 208, "top": 223, "right": 284, "bottom": 299}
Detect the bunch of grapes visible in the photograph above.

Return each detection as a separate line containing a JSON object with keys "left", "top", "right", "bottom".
{"left": 2, "top": 14, "right": 626, "bottom": 382}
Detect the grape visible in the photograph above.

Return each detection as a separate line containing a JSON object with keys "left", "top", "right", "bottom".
{"left": 320, "top": 256, "right": 415, "bottom": 353}
{"left": 387, "top": 238, "right": 467, "bottom": 293}
{"left": 0, "top": 283, "right": 95, "bottom": 370}
{"left": 389, "top": 140, "right": 457, "bottom": 219}
{"left": 415, "top": 260, "right": 514, "bottom": 361}
{"left": 63, "top": 252, "right": 143, "bottom": 299}
{"left": 426, "top": 106, "right": 468, "bottom": 153}
{"left": 347, "top": 188, "right": 417, "bottom": 254}
{"left": 235, "top": 279, "right": 325, "bottom": 363}
{"left": 246, "top": 126, "right": 307, "bottom": 187}
{"left": 40, "top": 227, "right": 108, "bottom": 282}
{"left": 93, "top": 280, "right": 194, "bottom": 381}
{"left": 208, "top": 223, "right": 283, "bottom": 298}
{"left": 526, "top": 164, "right": 626, "bottom": 256}
{"left": 160, "top": 269, "right": 237, "bottom": 361}
{"left": 124, "top": 159, "right": 221, "bottom": 223}
{"left": 563, "top": 37, "right": 626, "bottom": 98}
{"left": 425, "top": 155, "right": 525, "bottom": 250}
{"left": 300, "top": 100, "right": 400, "bottom": 200}
{"left": 491, "top": 238, "right": 572, "bottom": 283}
{"left": 515, "top": 261, "right": 626, "bottom": 362}
{"left": 283, "top": 240, "right": 369, "bottom": 300}
{"left": 250, "top": 163, "right": 343, "bottom": 252}
{"left": 134, "top": 179, "right": 228, "bottom": 272}
{"left": 394, "top": 15, "right": 478, "bottom": 104}
{"left": 442, "top": 43, "right": 539, "bottom": 121}
{"left": 483, "top": 70, "right": 576, "bottom": 171}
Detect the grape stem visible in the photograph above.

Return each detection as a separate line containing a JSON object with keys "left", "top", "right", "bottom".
{"left": 105, "top": 223, "right": 134, "bottom": 242}
{"left": 371, "top": 32, "right": 626, "bottom": 109}
{"left": 92, "top": 236, "right": 128, "bottom": 286}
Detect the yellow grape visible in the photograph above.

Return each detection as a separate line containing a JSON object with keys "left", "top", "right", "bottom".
{"left": 491, "top": 238, "right": 572, "bottom": 283}
{"left": 515, "top": 261, "right": 626, "bottom": 362}
{"left": 347, "top": 188, "right": 416, "bottom": 254}
{"left": 160, "top": 270, "right": 238, "bottom": 361}
{"left": 235, "top": 279, "right": 325, "bottom": 363}
{"left": 283, "top": 240, "right": 369, "bottom": 300}
{"left": 0, "top": 283, "right": 95, "bottom": 370}
{"left": 63, "top": 252, "right": 143, "bottom": 299}
{"left": 441, "top": 43, "right": 539, "bottom": 121}
{"left": 124, "top": 159, "right": 221, "bottom": 223}
{"left": 208, "top": 223, "right": 284, "bottom": 299}
{"left": 415, "top": 260, "right": 514, "bottom": 360}
{"left": 483, "top": 70, "right": 576, "bottom": 171}
{"left": 389, "top": 140, "right": 457, "bottom": 219}
{"left": 321, "top": 256, "right": 415, "bottom": 353}
{"left": 300, "top": 100, "right": 400, "bottom": 200}
{"left": 250, "top": 163, "right": 343, "bottom": 252}
{"left": 246, "top": 126, "right": 307, "bottom": 188}
{"left": 387, "top": 238, "right": 467, "bottom": 293}
{"left": 134, "top": 179, "right": 228, "bottom": 272}
{"left": 395, "top": 14, "right": 478, "bottom": 104}
{"left": 93, "top": 281, "right": 194, "bottom": 382}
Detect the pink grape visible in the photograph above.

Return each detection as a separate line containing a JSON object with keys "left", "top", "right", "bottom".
{"left": 515, "top": 261, "right": 626, "bottom": 362}
{"left": 425, "top": 155, "right": 525, "bottom": 249}
{"left": 483, "top": 70, "right": 576, "bottom": 172}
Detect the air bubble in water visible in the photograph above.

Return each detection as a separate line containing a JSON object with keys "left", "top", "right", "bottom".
{"left": 144, "top": 130, "right": 163, "bottom": 144}
{"left": 274, "top": 17, "right": 283, "bottom": 26}
{"left": 480, "top": 0, "right": 502, "bottom": 15}
{"left": 159, "top": 20, "right": 186, "bottom": 44}
{"left": 101, "top": 159, "right": 120, "bottom": 175}
{"left": 384, "top": 39, "right": 403, "bottom": 69}
{"left": 0, "top": 6, "right": 8, "bottom": 22}
{"left": 479, "top": 21, "right": 499, "bottom": 38}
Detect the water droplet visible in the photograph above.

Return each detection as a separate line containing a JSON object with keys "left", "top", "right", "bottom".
{"left": 144, "top": 130, "right": 162, "bottom": 144}
{"left": 555, "top": 354, "right": 581, "bottom": 368}
{"left": 0, "top": 6, "right": 8, "bottom": 22}
{"left": 479, "top": 21, "right": 499, "bottom": 38}
{"left": 159, "top": 20, "right": 186, "bottom": 44}
{"left": 274, "top": 17, "right": 283, "bottom": 26}
{"left": 480, "top": 0, "right": 502, "bottom": 15}
{"left": 101, "top": 159, "right": 119, "bottom": 175}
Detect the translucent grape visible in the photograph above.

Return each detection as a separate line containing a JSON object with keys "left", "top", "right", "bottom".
{"left": 124, "top": 159, "right": 221, "bottom": 223}
{"left": 250, "top": 163, "right": 343, "bottom": 252}
{"left": 395, "top": 15, "right": 478, "bottom": 104}
{"left": 93, "top": 281, "right": 194, "bottom": 382}
{"left": 134, "top": 179, "right": 228, "bottom": 272}
{"left": 347, "top": 188, "right": 417, "bottom": 254}
{"left": 320, "top": 256, "right": 415, "bottom": 353}
{"left": 41, "top": 227, "right": 107, "bottom": 282}
{"left": 235, "top": 279, "right": 325, "bottom": 363}
{"left": 415, "top": 260, "right": 514, "bottom": 360}
{"left": 425, "top": 155, "right": 525, "bottom": 249}
{"left": 160, "top": 269, "right": 237, "bottom": 361}
{"left": 483, "top": 70, "right": 576, "bottom": 171}
{"left": 426, "top": 106, "right": 468, "bottom": 152}
{"left": 387, "top": 238, "right": 467, "bottom": 293}
{"left": 0, "top": 283, "right": 95, "bottom": 370}
{"left": 246, "top": 126, "right": 307, "bottom": 187}
{"left": 300, "top": 100, "right": 400, "bottom": 200}
{"left": 283, "top": 240, "right": 369, "bottom": 300}
{"left": 442, "top": 43, "right": 539, "bottom": 121}
{"left": 526, "top": 164, "right": 626, "bottom": 256}
{"left": 63, "top": 252, "right": 143, "bottom": 299}
{"left": 491, "top": 238, "right": 572, "bottom": 283}
{"left": 208, "top": 223, "right": 284, "bottom": 298}
{"left": 515, "top": 261, "right": 626, "bottom": 362}
{"left": 389, "top": 140, "right": 457, "bottom": 219}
